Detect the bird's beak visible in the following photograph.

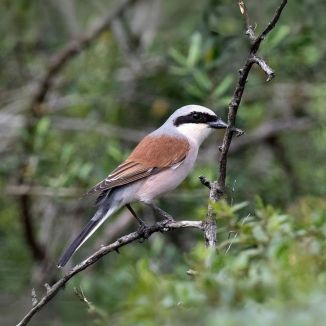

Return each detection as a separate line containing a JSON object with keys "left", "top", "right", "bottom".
{"left": 208, "top": 118, "right": 228, "bottom": 129}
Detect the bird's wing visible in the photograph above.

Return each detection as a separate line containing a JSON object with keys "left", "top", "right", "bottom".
{"left": 86, "top": 135, "right": 190, "bottom": 195}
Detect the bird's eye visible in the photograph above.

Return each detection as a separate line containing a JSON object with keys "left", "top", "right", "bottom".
{"left": 192, "top": 112, "right": 200, "bottom": 120}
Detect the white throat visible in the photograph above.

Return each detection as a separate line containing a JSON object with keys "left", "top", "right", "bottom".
{"left": 176, "top": 123, "right": 213, "bottom": 146}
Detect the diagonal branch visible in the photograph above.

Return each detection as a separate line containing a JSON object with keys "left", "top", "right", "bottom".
{"left": 217, "top": 0, "right": 288, "bottom": 197}
{"left": 16, "top": 219, "right": 203, "bottom": 326}
{"left": 19, "top": 194, "right": 46, "bottom": 261}
{"left": 16, "top": 1, "right": 289, "bottom": 324}
{"left": 203, "top": 0, "right": 288, "bottom": 246}
{"left": 31, "top": 0, "right": 137, "bottom": 113}
{"left": 16, "top": 0, "right": 138, "bottom": 271}
{"left": 251, "top": 0, "right": 289, "bottom": 53}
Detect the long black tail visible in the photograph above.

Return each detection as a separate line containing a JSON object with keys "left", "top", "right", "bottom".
{"left": 57, "top": 217, "right": 101, "bottom": 268}
{"left": 57, "top": 191, "right": 113, "bottom": 267}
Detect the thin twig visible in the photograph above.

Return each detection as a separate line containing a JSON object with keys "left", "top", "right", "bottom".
{"left": 16, "top": 1, "right": 289, "bottom": 324}
{"left": 19, "top": 194, "right": 46, "bottom": 261}
{"left": 199, "top": 176, "right": 212, "bottom": 189}
{"left": 203, "top": 0, "right": 288, "bottom": 247}
{"left": 238, "top": 0, "right": 256, "bottom": 42}
{"left": 217, "top": 0, "right": 288, "bottom": 197}
{"left": 73, "top": 287, "right": 109, "bottom": 321}
{"left": 16, "top": 0, "right": 138, "bottom": 269}
{"left": 6, "top": 185, "right": 82, "bottom": 197}
{"left": 251, "top": 55, "right": 275, "bottom": 81}
{"left": 16, "top": 219, "right": 203, "bottom": 326}
{"left": 31, "top": 289, "right": 38, "bottom": 307}
{"left": 251, "top": 0, "right": 289, "bottom": 53}
{"left": 224, "top": 214, "right": 250, "bottom": 255}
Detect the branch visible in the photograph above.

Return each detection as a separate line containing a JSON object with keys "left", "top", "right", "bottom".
{"left": 251, "top": 0, "right": 289, "bottom": 53}
{"left": 16, "top": 1, "right": 289, "bottom": 324}
{"left": 16, "top": 219, "right": 203, "bottom": 326}
{"left": 6, "top": 184, "right": 82, "bottom": 197}
{"left": 19, "top": 194, "right": 46, "bottom": 261}
{"left": 217, "top": 0, "right": 288, "bottom": 196}
{"left": 251, "top": 55, "right": 275, "bottom": 82}
{"left": 199, "top": 176, "right": 211, "bottom": 189}
{"left": 0, "top": 114, "right": 146, "bottom": 144}
{"left": 30, "top": 0, "right": 138, "bottom": 113}
{"left": 203, "top": 0, "right": 288, "bottom": 246}
{"left": 51, "top": 116, "right": 146, "bottom": 142}
{"left": 238, "top": 0, "right": 256, "bottom": 42}
{"left": 16, "top": 0, "right": 138, "bottom": 268}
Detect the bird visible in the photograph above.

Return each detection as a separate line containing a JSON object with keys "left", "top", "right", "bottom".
{"left": 57, "top": 105, "right": 228, "bottom": 267}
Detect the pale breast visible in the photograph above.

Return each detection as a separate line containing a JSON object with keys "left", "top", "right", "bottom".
{"left": 135, "top": 142, "right": 198, "bottom": 203}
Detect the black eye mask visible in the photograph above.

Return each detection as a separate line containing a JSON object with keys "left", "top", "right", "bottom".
{"left": 174, "top": 111, "right": 217, "bottom": 126}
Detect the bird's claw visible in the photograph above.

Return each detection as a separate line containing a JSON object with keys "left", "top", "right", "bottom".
{"left": 138, "top": 223, "right": 151, "bottom": 241}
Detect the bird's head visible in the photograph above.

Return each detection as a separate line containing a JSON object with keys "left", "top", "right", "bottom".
{"left": 165, "top": 105, "right": 228, "bottom": 145}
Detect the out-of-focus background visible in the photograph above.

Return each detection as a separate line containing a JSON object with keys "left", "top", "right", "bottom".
{"left": 1, "top": 0, "right": 325, "bottom": 325}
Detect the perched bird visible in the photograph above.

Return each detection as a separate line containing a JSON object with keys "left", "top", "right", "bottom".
{"left": 58, "top": 105, "right": 228, "bottom": 267}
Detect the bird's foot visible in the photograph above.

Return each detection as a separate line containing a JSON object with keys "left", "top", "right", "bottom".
{"left": 151, "top": 204, "right": 175, "bottom": 222}
{"left": 158, "top": 218, "right": 174, "bottom": 232}
{"left": 162, "top": 215, "right": 175, "bottom": 223}
{"left": 137, "top": 223, "right": 151, "bottom": 241}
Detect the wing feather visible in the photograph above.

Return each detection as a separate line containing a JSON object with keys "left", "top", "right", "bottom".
{"left": 86, "top": 135, "right": 190, "bottom": 195}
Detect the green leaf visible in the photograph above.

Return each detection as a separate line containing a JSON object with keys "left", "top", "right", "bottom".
{"left": 266, "top": 24, "right": 290, "bottom": 50}
{"left": 193, "top": 69, "right": 212, "bottom": 90}
{"left": 230, "top": 201, "right": 249, "bottom": 213}
{"left": 187, "top": 32, "right": 202, "bottom": 67}
{"left": 185, "top": 83, "right": 205, "bottom": 98}
{"left": 212, "top": 75, "right": 233, "bottom": 98}
{"left": 169, "top": 47, "right": 187, "bottom": 66}
{"left": 36, "top": 117, "right": 50, "bottom": 136}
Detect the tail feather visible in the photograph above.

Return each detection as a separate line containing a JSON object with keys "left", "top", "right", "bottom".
{"left": 57, "top": 217, "right": 102, "bottom": 268}
{"left": 58, "top": 191, "right": 117, "bottom": 268}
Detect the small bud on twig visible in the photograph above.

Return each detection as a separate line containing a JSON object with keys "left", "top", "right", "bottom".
{"left": 44, "top": 283, "right": 51, "bottom": 294}
{"left": 31, "top": 289, "right": 38, "bottom": 307}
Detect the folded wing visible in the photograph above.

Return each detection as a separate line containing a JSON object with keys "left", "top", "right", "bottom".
{"left": 87, "top": 135, "right": 190, "bottom": 195}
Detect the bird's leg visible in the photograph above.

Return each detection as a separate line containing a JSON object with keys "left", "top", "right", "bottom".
{"left": 126, "top": 204, "right": 150, "bottom": 238}
{"left": 126, "top": 204, "right": 147, "bottom": 226}
{"left": 147, "top": 203, "right": 175, "bottom": 222}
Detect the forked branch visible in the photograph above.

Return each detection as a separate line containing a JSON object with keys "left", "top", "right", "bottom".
{"left": 16, "top": 220, "right": 203, "bottom": 326}
{"left": 204, "top": 0, "right": 288, "bottom": 245}
{"left": 16, "top": 1, "right": 288, "bottom": 325}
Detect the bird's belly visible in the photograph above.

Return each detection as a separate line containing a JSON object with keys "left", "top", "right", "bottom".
{"left": 136, "top": 147, "right": 198, "bottom": 203}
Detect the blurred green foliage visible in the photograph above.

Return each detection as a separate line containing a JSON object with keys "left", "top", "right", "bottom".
{"left": 0, "top": 0, "right": 325, "bottom": 325}
{"left": 60, "top": 199, "right": 326, "bottom": 325}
